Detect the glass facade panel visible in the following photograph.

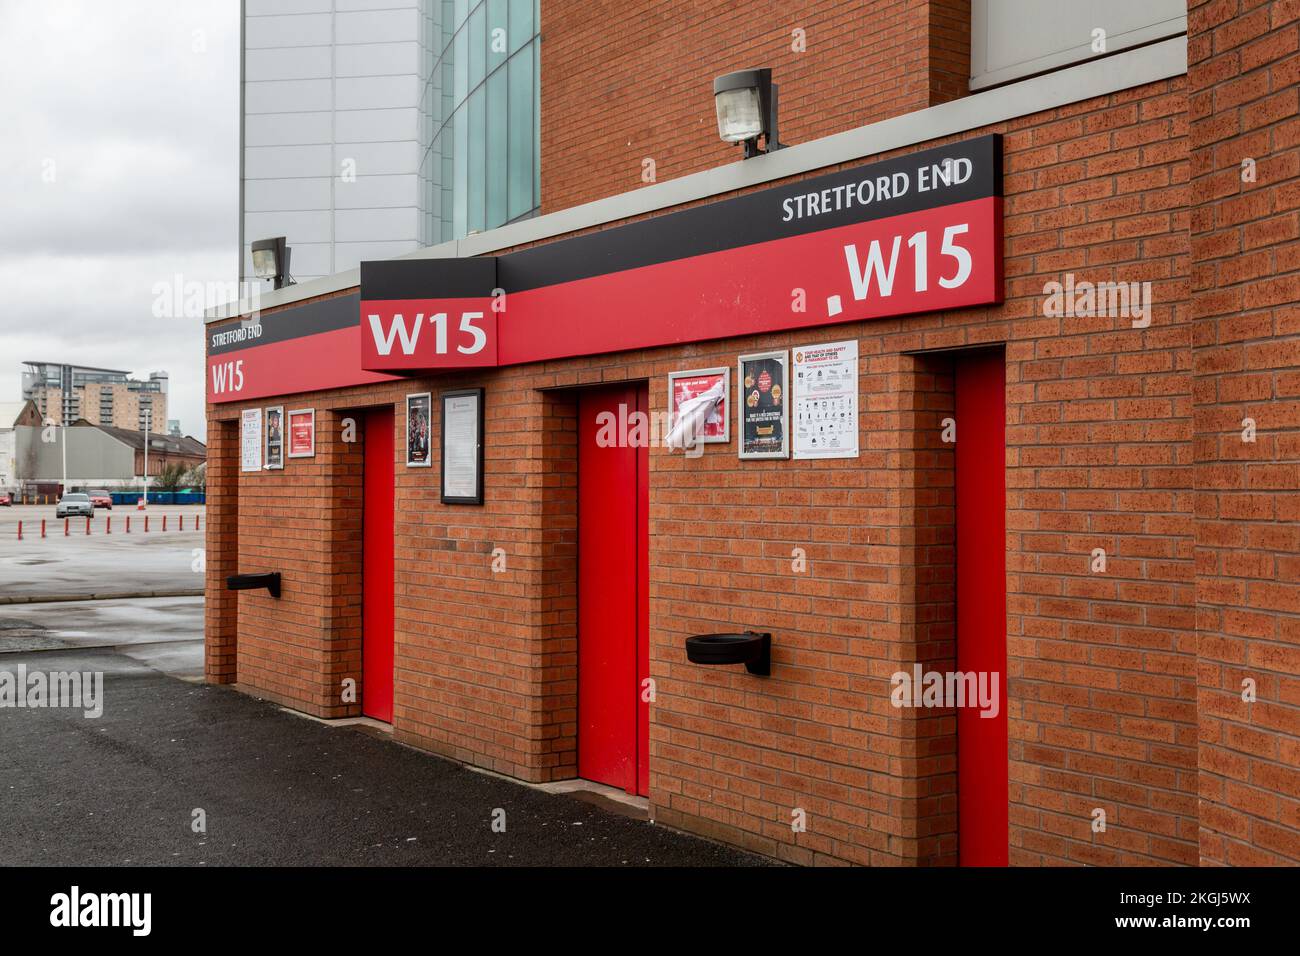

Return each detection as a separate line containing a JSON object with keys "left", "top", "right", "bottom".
{"left": 486, "top": 69, "right": 507, "bottom": 228}
{"left": 468, "top": 4, "right": 485, "bottom": 90}
{"left": 487, "top": 0, "right": 508, "bottom": 72}
{"left": 509, "top": 0, "right": 534, "bottom": 55}
{"left": 467, "top": 85, "right": 486, "bottom": 234}
{"left": 506, "top": 41, "right": 533, "bottom": 222}
{"left": 419, "top": 0, "right": 540, "bottom": 244}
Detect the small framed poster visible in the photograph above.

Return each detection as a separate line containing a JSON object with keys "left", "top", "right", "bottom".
{"left": 792, "top": 339, "right": 859, "bottom": 460}
{"left": 667, "top": 366, "right": 730, "bottom": 445}
{"left": 240, "top": 407, "right": 262, "bottom": 473}
{"left": 287, "top": 408, "right": 315, "bottom": 458}
{"left": 264, "top": 405, "right": 284, "bottom": 470}
{"left": 737, "top": 350, "right": 789, "bottom": 459}
{"left": 441, "top": 388, "right": 484, "bottom": 505}
{"left": 406, "top": 392, "right": 432, "bottom": 468}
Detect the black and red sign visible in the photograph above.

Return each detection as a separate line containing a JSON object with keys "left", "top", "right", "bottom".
{"left": 209, "top": 134, "right": 1002, "bottom": 403}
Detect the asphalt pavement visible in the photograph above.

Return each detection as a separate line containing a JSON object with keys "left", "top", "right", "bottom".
{"left": 0, "top": 596, "right": 202, "bottom": 656}
{"left": 0, "top": 644, "right": 769, "bottom": 866}
{"left": 0, "top": 506, "right": 203, "bottom": 599}
{"left": 0, "top": 500, "right": 766, "bottom": 867}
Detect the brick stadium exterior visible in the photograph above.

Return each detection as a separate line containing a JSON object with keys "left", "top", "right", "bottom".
{"left": 206, "top": 2, "right": 1300, "bottom": 866}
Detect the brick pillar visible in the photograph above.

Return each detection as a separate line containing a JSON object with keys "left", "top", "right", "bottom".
{"left": 895, "top": 351, "right": 959, "bottom": 865}
{"left": 204, "top": 417, "right": 239, "bottom": 683}
{"left": 1189, "top": 0, "right": 1300, "bottom": 864}
{"left": 323, "top": 409, "right": 366, "bottom": 718}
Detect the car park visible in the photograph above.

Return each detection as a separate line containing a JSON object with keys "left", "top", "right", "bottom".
{"left": 55, "top": 493, "right": 95, "bottom": 518}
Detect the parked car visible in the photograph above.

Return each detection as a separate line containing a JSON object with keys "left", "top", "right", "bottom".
{"left": 0, "top": 493, "right": 11, "bottom": 506}
{"left": 87, "top": 489, "right": 113, "bottom": 509}
{"left": 55, "top": 493, "right": 95, "bottom": 518}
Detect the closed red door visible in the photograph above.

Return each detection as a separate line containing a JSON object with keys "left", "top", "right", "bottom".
{"left": 955, "top": 350, "right": 1008, "bottom": 865}
{"left": 578, "top": 384, "right": 650, "bottom": 795}
{"left": 362, "top": 406, "right": 395, "bottom": 723}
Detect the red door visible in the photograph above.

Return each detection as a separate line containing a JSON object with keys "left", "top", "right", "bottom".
{"left": 955, "top": 350, "right": 1008, "bottom": 865}
{"left": 362, "top": 406, "right": 395, "bottom": 723}
{"left": 578, "top": 384, "right": 650, "bottom": 795}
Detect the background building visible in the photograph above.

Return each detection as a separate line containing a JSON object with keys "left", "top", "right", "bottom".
{"left": 10, "top": 420, "right": 205, "bottom": 493}
{"left": 241, "top": 0, "right": 541, "bottom": 284}
{"left": 21, "top": 362, "right": 169, "bottom": 431}
{"left": 0, "top": 400, "right": 41, "bottom": 491}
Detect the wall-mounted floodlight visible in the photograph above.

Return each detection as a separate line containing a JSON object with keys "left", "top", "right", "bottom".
{"left": 713, "top": 68, "right": 785, "bottom": 159}
{"left": 251, "top": 236, "right": 294, "bottom": 290}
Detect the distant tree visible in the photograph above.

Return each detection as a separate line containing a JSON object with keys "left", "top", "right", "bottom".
{"left": 155, "top": 462, "right": 188, "bottom": 492}
{"left": 183, "top": 462, "right": 206, "bottom": 491}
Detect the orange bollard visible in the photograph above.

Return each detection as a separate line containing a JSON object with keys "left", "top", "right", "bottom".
{"left": 85, "top": 516, "right": 91, "bottom": 535}
{"left": 197, "top": 513, "right": 202, "bottom": 532}
{"left": 144, "top": 515, "right": 149, "bottom": 533}
{"left": 41, "top": 519, "right": 46, "bottom": 539}
{"left": 64, "top": 518, "right": 69, "bottom": 536}
{"left": 16, "top": 521, "right": 21, "bottom": 540}
{"left": 106, "top": 516, "right": 111, "bottom": 534}
{"left": 163, "top": 515, "right": 167, "bottom": 531}
{"left": 126, "top": 516, "right": 131, "bottom": 533}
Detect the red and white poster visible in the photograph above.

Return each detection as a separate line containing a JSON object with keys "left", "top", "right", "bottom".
{"left": 667, "top": 367, "right": 730, "bottom": 445}
{"left": 287, "top": 408, "right": 315, "bottom": 458}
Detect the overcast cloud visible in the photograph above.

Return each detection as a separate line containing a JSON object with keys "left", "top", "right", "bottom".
{"left": 0, "top": 0, "right": 240, "bottom": 441}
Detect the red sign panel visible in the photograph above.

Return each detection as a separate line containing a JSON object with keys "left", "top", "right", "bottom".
{"left": 499, "top": 196, "right": 1000, "bottom": 365}
{"left": 359, "top": 297, "right": 498, "bottom": 371}
{"left": 207, "top": 135, "right": 1004, "bottom": 403}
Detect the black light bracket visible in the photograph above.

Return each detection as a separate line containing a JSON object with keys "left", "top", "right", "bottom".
{"left": 684, "top": 631, "right": 772, "bottom": 676}
{"left": 750, "top": 77, "right": 785, "bottom": 159}
{"left": 226, "top": 572, "right": 281, "bottom": 599}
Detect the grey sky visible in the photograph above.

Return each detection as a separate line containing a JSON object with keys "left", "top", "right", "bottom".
{"left": 0, "top": 0, "right": 240, "bottom": 441}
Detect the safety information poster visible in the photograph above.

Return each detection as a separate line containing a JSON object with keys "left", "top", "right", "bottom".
{"left": 240, "top": 407, "right": 263, "bottom": 472}
{"left": 792, "top": 339, "right": 858, "bottom": 459}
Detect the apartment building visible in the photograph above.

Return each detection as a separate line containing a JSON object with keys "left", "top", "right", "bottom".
{"left": 22, "top": 362, "right": 169, "bottom": 431}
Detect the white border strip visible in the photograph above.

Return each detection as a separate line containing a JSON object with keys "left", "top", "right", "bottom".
{"left": 209, "top": 35, "right": 1186, "bottom": 322}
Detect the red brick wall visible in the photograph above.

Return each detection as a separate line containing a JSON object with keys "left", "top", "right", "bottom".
{"left": 1188, "top": 0, "right": 1300, "bottom": 866}
{"left": 205, "top": 1, "right": 1300, "bottom": 866}
{"left": 204, "top": 418, "right": 238, "bottom": 682}
{"left": 227, "top": 407, "right": 365, "bottom": 718}
{"left": 1003, "top": 79, "right": 1197, "bottom": 866}
{"left": 540, "top": 0, "right": 971, "bottom": 213}
{"left": 209, "top": 69, "right": 1209, "bottom": 867}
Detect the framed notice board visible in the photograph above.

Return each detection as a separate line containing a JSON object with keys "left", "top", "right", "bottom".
{"left": 440, "top": 387, "right": 484, "bottom": 505}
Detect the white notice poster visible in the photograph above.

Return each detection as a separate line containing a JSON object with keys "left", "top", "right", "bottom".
{"left": 792, "top": 340, "right": 858, "bottom": 459}
{"left": 441, "top": 390, "right": 482, "bottom": 502}
{"left": 241, "top": 407, "right": 263, "bottom": 472}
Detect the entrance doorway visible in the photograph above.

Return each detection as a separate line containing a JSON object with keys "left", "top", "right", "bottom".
{"left": 955, "top": 349, "right": 1007, "bottom": 865}
{"left": 362, "top": 406, "right": 395, "bottom": 723}
{"left": 577, "top": 383, "right": 650, "bottom": 795}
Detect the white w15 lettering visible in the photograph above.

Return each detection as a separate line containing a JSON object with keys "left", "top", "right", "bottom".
{"left": 367, "top": 312, "right": 487, "bottom": 356}
{"left": 210, "top": 359, "right": 244, "bottom": 395}
{"left": 843, "top": 223, "right": 972, "bottom": 301}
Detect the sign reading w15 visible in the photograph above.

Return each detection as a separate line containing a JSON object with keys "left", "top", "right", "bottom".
{"left": 360, "top": 298, "right": 498, "bottom": 370}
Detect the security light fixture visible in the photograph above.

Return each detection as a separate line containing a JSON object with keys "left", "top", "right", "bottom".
{"left": 714, "top": 68, "right": 785, "bottom": 159}
{"left": 251, "top": 236, "right": 294, "bottom": 290}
